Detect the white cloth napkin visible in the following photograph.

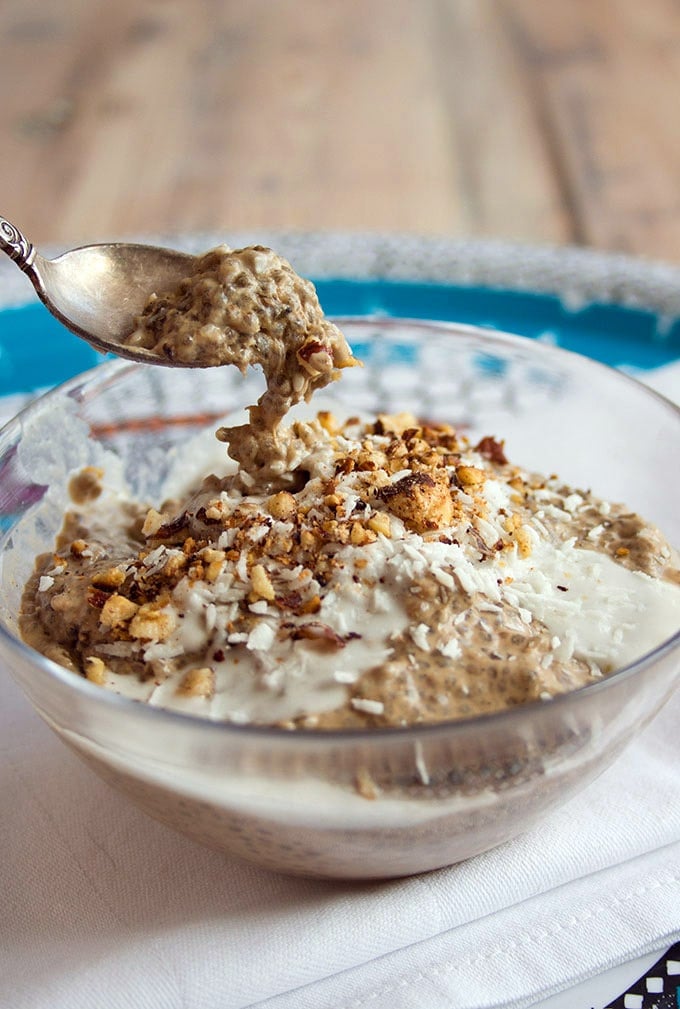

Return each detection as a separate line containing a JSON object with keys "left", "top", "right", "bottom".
{"left": 1, "top": 362, "right": 679, "bottom": 1009}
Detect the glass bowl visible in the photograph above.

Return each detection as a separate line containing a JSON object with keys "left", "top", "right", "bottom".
{"left": 1, "top": 319, "right": 678, "bottom": 880}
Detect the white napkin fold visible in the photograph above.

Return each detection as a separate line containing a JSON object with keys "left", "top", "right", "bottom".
{"left": 1, "top": 362, "right": 679, "bottom": 1009}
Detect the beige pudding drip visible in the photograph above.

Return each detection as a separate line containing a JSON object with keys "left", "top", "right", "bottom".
{"left": 127, "top": 244, "right": 359, "bottom": 489}
{"left": 215, "top": 307, "right": 356, "bottom": 488}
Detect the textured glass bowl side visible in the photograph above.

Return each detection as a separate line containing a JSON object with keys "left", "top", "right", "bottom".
{"left": 0, "top": 319, "right": 678, "bottom": 879}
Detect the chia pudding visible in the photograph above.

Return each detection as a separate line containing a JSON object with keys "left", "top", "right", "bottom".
{"left": 20, "top": 247, "right": 680, "bottom": 732}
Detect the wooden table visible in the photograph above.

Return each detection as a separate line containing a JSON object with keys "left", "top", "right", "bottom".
{"left": 3, "top": 0, "right": 680, "bottom": 262}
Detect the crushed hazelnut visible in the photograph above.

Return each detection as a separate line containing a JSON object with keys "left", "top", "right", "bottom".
{"left": 476, "top": 436, "right": 508, "bottom": 465}
{"left": 205, "top": 560, "right": 224, "bottom": 583}
{"left": 375, "top": 412, "right": 419, "bottom": 436}
{"left": 84, "top": 655, "right": 106, "bottom": 685}
{"left": 300, "top": 529, "right": 320, "bottom": 551}
{"left": 251, "top": 564, "right": 275, "bottom": 600}
{"left": 456, "top": 465, "right": 486, "bottom": 487}
{"left": 204, "top": 502, "right": 225, "bottom": 521}
{"left": 367, "top": 512, "right": 392, "bottom": 537}
{"left": 142, "top": 508, "right": 166, "bottom": 537}
{"left": 378, "top": 470, "right": 454, "bottom": 533}
{"left": 300, "top": 594, "right": 322, "bottom": 614}
{"left": 503, "top": 513, "right": 523, "bottom": 534}
{"left": 100, "top": 594, "right": 139, "bottom": 628}
{"left": 515, "top": 527, "right": 533, "bottom": 559}
{"left": 201, "top": 548, "right": 226, "bottom": 563}
{"left": 177, "top": 667, "right": 215, "bottom": 698}
{"left": 267, "top": 491, "right": 297, "bottom": 521}
{"left": 91, "top": 566, "right": 126, "bottom": 589}
{"left": 129, "top": 605, "right": 176, "bottom": 641}
{"left": 163, "top": 552, "right": 187, "bottom": 577}
{"left": 350, "top": 522, "right": 377, "bottom": 546}
{"left": 317, "top": 411, "right": 338, "bottom": 434}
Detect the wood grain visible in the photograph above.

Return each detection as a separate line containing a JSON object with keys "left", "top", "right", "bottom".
{"left": 1, "top": 0, "right": 680, "bottom": 261}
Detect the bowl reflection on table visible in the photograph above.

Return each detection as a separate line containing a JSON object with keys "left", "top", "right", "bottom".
{"left": 0, "top": 319, "right": 678, "bottom": 879}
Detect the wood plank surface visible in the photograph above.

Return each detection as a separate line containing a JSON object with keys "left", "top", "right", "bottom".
{"left": 1, "top": 0, "right": 679, "bottom": 262}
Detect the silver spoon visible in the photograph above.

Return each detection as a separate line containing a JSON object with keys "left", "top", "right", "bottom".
{"left": 0, "top": 214, "right": 199, "bottom": 365}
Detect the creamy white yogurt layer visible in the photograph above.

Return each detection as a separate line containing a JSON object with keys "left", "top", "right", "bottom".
{"left": 504, "top": 538, "right": 680, "bottom": 670}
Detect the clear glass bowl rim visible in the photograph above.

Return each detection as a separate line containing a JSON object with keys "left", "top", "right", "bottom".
{"left": 1, "top": 316, "right": 679, "bottom": 744}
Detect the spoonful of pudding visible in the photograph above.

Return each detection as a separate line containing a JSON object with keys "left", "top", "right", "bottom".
{"left": 0, "top": 214, "right": 358, "bottom": 484}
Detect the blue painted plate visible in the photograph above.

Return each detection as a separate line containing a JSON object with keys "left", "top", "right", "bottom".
{"left": 1, "top": 279, "right": 680, "bottom": 398}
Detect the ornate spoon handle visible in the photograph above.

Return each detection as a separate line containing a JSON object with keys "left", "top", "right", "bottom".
{"left": 0, "top": 215, "right": 36, "bottom": 274}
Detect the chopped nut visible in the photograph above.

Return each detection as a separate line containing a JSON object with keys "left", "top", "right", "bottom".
{"left": 367, "top": 512, "right": 391, "bottom": 538}
{"left": 350, "top": 522, "right": 377, "bottom": 546}
{"left": 317, "top": 411, "right": 338, "bottom": 433}
{"left": 163, "top": 552, "right": 187, "bottom": 577}
{"left": 201, "top": 548, "right": 226, "bottom": 563}
{"left": 374, "top": 412, "right": 419, "bottom": 436}
{"left": 85, "top": 588, "right": 109, "bottom": 610}
{"left": 267, "top": 491, "right": 297, "bottom": 521}
{"left": 300, "top": 594, "right": 322, "bottom": 614}
{"left": 503, "top": 513, "right": 523, "bottom": 534}
{"left": 251, "top": 563, "right": 275, "bottom": 600}
{"left": 92, "top": 566, "right": 126, "bottom": 589}
{"left": 70, "top": 539, "right": 90, "bottom": 558}
{"left": 296, "top": 338, "right": 331, "bottom": 375}
{"left": 456, "top": 465, "right": 486, "bottom": 487}
{"left": 84, "top": 656, "right": 106, "bottom": 685}
{"left": 142, "top": 508, "right": 166, "bottom": 537}
{"left": 100, "top": 594, "right": 139, "bottom": 628}
{"left": 176, "top": 667, "right": 215, "bottom": 698}
{"left": 378, "top": 470, "right": 454, "bottom": 533}
{"left": 199, "top": 550, "right": 225, "bottom": 581}
{"left": 129, "top": 605, "right": 176, "bottom": 641}
{"left": 188, "top": 560, "right": 206, "bottom": 582}
{"left": 475, "top": 436, "right": 508, "bottom": 465}
{"left": 204, "top": 501, "right": 225, "bottom": 521}
{"left": 154, "top": 511, "right": 191, "bottom": 540}
{"left": 205, "top": 560, "right": 224, "bottom": 583}
{"left": 332, "top": 458, "right": 351, "bottom": 479}
{"left": 515, "top": 526, "right": 533, "bottom": 559}
{"left": 300, "top": 529, "right": 320, "bottom": 551}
